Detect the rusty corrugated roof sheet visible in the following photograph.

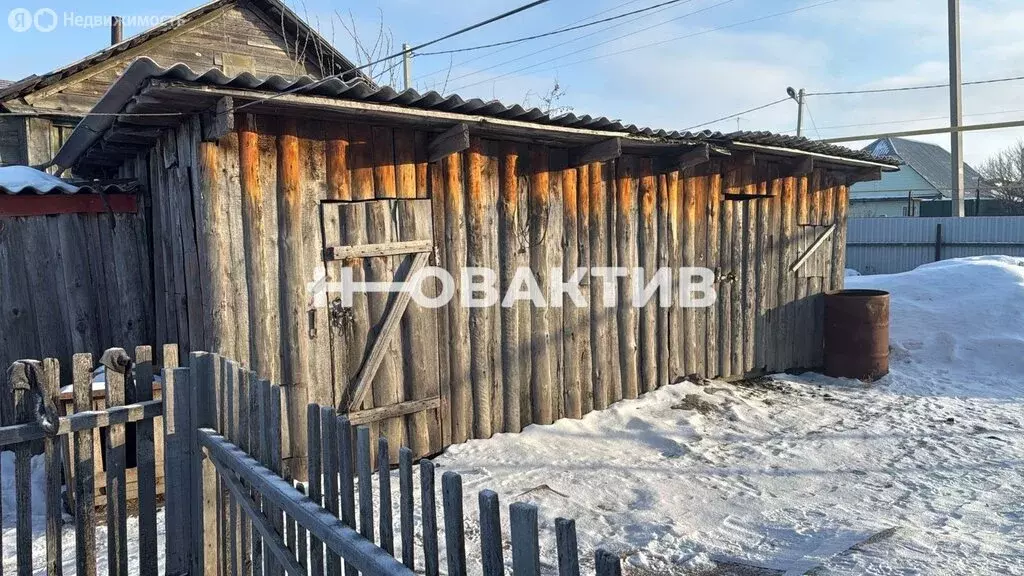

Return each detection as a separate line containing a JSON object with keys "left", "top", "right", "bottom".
{"left": 56, "top": 58, "right": 902, "bottom": 172}
{"left": 0, "top": 0, "right": 366, "bottom": 106}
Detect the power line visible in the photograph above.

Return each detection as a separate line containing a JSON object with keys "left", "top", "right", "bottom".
{"left": 804, "top": 101, "right": 823, "bottom": 139}
{"left": 233, "top": 0, "right": 554, "bottom": 113}
{"left": 773, "top": 106, "right": 1024, "bottom": 134}
{"left": 436, "top": 0, "right": 716, "bottom": 88}
{"left": 450, "top": 0, "right": 840, "bottom": 93}
{"left": 413, "top": 0, "right": 650, "bottom": 81}
{"left": 681, "top": 98, "right": 790, "bottom": 131}
{"left": 449, "top": 0, "right": 740, "bottom": 91}
{"left": 416, "top": 0, "right": 691, "bottom": 56}
{"left": 806, "top": 74, "right": 1024, "bottom": 96}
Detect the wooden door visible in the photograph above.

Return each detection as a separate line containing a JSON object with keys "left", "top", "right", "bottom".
{"left": 321, "top": 198, "right": 443, "bottom": 461}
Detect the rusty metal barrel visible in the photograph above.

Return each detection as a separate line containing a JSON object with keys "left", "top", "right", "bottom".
{"left": 824, "top": 289, "right": 890, "bottom": 380}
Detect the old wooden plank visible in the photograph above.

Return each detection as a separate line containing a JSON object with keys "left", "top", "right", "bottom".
{"left": 779, "top": 177, "right": 798, "bottom": 370}
{"left": 654, "top": 172, "right": 669, "bottom": 389}
{"left": 42, "top": 359, "right": 62, "bottom": 576}
{"left": 442, "top": 472, "right": 467, "bottom": 576}
{"left": 679, "top": 144, "right": 711, "bottom": 171}
{"left": 349, "top": 123, "right": 376, "bottom": 200}
{"left": 399, "top": 447, "right": 415, "bottom": 570}
{"left": 479, "top": 490, "right": 504, "bottom": 576}
{"left": 428, "top": 123, "right": 470, "bottom": 162}
{"left": 103, "top": 350, "right": 129, "bottom": 576}
{"left": 705, "top": 172, "right": 721, "bottom": 378}
{"left": 589, "top": 161, "right": 611, "bottom": 409}
{"left": 326, "top": 123, "right": 352, "bottom": 201}
{"left": 394, "top": 128, "right": 418, "bottom": 199}
{"left": 499, "top": 143, "right": 522, "bottom": 431}
{"left": 348, "top": 397, "right": 441, "bottom": 426}
{"left": 420, "top": 460, "right": 440, "bottom": 576}
{"left": 276, "top": 119, "right": 310, "bottom": 478}
{"left": 372, "top": 126, "right": 398, "bottom": 199}
{"left": 337, "top": 417, "right": 357, "bottom": 576}
{"left": 555, "top": 518, "right": 581, "bottom": 576}
{"left": 831, "top": 183, "right": 849, "bottom": 292}
{"left": 72, "top": 354, "right": 97, "bottom": 576}
{"left": 742, "top": 200, "right": 757, "bottom": 375}
{"left": 576, "top": 164, "right": 594, "bottom": 414}
{"left": 510, "top": 503, "right": 540, "bottom": 576}
{"left": 203, "top": 96, "right": 235, "bottom": 141}
{"left": 135, "top": 346, "right": 158, "bottom": 576}
{"left": 356, "top": 426, "right": 374, "bottom": 542}
{"left": 595, "top": 550, "right": 622, "bottom": 576}
{"left": 160, "top": 370, "right": 186, "bottom": 566}
{"left": 570, "top": 137, "right": 621, "bottom": 167}
{"left": 516, "top": 149, "right": 534, "bottom": 428}
{"left": 377, "top": 437, "right": 394, "bottom": 554}
{"left": 325, "top": 239, "right": 432, "bottom": 261}
{"left": 238, "top": 114, "right": 275, "bottom": 377}
{"left": 529, "top": 146, "right": 555, "bottom": 423}
{"left": 320, "top": 408, "right": 341, "bottom": 576}
{"left": 679, "top": 171, "right": 696, "bottom": 378}
{"left": 429, "top": 159, "right": 452, "bottom": 446}
{"left": 638, "top": 158, "right": 658, "bottom": 393}
{"left": 306, "top": 406, "right": 325, "bottom": 576}
{"left": 466, "top": 137, "right": 494, "bottom": 438}
{"left": 268, "top": 384, "right": 286, "bottom": 576}
{"left": 336, "top": 201, "right": 370, "bottom": 416}
{"left": 444, "top": 151, "right": 473, "bottom": 442}
{"left": 12, "top": 360, "right": 36, "bottom": 576}
{"left": 562, "top": 163, "right": 583, "bottom": 417}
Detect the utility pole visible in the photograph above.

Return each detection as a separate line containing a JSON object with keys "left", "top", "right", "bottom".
{"left": 948, "top": 0, "right": 965, "bottom": 216}
{"left": 787, "top": 86, "right": 805, "bottom": 137}
{"left": 402, "top": 43, "right": 412, "bottom": 91}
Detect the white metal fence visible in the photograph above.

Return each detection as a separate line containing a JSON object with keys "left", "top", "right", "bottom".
{"left": 846, "top": 216, "right": 1024, "bottom": 275}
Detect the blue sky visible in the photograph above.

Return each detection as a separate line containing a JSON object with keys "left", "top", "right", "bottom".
{"left": 3, "top": 0, "right": 1024, "bottom": 166}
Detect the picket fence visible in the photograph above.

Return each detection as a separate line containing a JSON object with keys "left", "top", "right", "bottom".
{"left": 0, "top": 348, "right": 624, "bottom": 576}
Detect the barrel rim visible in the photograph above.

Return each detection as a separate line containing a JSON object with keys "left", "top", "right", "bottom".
{"left": 826, "top": 289, "right": 889, "bottom": 299}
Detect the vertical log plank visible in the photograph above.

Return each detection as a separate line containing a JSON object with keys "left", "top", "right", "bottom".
{"left": 320, "top": 408, "right": 341, "bottom": 576}
{"left": 615, "top": 157, "right": 639, "bottom": 399}
{"left": 444, "top": 152, "right": 472, "bottom": 442}
{"left": 638, "top": 159, "right": 658, "bottom": 393}
{"left": 576, "top": 165, "right": 594, "bottom": 414}
{"left": 499, "top": 144, "right": 522, "bottom": 432}
{"left": 529, "top": 146, "right": 554, "bottom": 424}
{"left": 705, "top": 172, "right": 721, "bottom": 378}
{"left": 562, "top": 164, "right": 583, "bottom": 417}
{"left": 466, "top": 137, "right": 494, "bottom": 438}
{"left": 589, "top": 162, "right": 611, "bottom": 409}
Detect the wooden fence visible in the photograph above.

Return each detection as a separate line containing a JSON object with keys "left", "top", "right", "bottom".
{"left": 174, "top": 352, "right": 626, "bottom": 576}
{"left": 0, "top": 344, "right": 173, "bottom": 576}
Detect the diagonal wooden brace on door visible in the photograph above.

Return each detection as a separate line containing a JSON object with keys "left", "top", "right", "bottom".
{"left": 347, "top": 250, "right": 431, "bottom": 412}
{"left": 790, "top": 223, "right": 836, "bottom": 273}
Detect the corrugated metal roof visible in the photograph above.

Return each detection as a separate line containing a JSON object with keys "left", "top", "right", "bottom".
{"left": 56, "top": 58, "right": 902, "bottom": 172}
{"left": 0, "top": 0, "right": 366, "bottom": 106}
{"left": 862, "top": 137, "right": 995, "bottom": 198}
{"left": 0, "top": 166, "right": 134, "bottom": 195}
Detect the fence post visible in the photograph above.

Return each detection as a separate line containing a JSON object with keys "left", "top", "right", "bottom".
{"left": 42, "top": 358, "right": 62, "bottom": 576}
{"left": 934, "top": 222, "right": 943, "bottom": 262}
{"left": 189, "top": 352, "right": 219, "bottom": 576}
{"left": 510, "top": 503, "right": 540, "bottom": 576}
{"left": 8, "top": 359, "right": 40, "bottom": 576}
{"left": 163, "top": 363, "right": 193, "bottom": 576}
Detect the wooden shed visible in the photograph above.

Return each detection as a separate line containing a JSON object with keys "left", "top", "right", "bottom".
{"left": 53, "top": 58, "right": 898, "bottom": 477}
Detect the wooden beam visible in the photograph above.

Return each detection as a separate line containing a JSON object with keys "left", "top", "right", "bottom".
{"left": 0, "top": 400, "right": 162, "bottom": 448}
{"left": 325, "top": 239, "right": 432, "bottom": 261}
{"left": 0, "top": 194, "right": 137, "bottom": 216}
{"left": 785, "top": 156, "right": 815, "bottom": 177}
{"left": 678, "top": 144, "right": 710, "bottom": 170}
{"left": 569, "top": 138, "right": 621, "bottom": 167}
{"left": 427, "top": 123, "right": 470, "bottom": 162}
{"left": 201, "top": 97, "right": 234, "bottom": 142}
{"left": 347, "top": 397, "right": 441, "bottom": 426}
{"left": 347, "top": 251, "right": 431, "bottom": 411}
{"left": 790, "top": 223, "right": 837, "bottom": 272}
{"left": 848, "top": 166, "right": 882, "bottom": 185}
{"left": 732, "top": 150, "right": 756, "bottom": 166}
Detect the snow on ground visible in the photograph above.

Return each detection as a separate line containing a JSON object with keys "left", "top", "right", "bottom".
{"left": 410, "top": 256, "right": 1024, "bottom": 575}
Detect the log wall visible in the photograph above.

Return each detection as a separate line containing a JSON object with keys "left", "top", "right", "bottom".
{"left": 121, "top": 113, "right": 850, "bottom": 467}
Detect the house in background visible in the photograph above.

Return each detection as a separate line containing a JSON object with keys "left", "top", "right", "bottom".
{"left": 0, "top": 0, "right": 365, "bottom": 170}
{"left": 850, "top": 137, "right": 997, "bottom": 217}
